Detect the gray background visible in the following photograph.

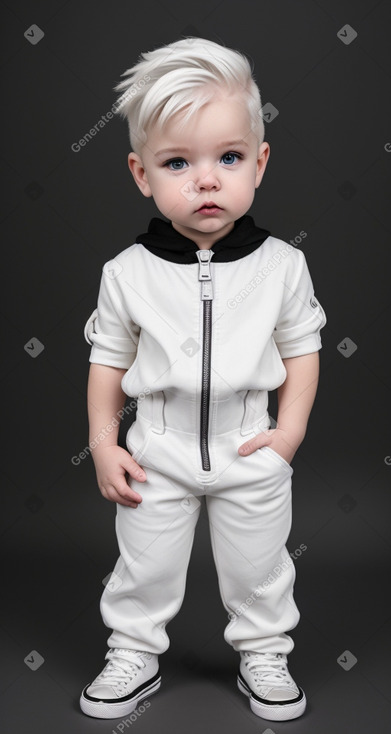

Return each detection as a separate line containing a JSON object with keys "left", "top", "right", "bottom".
{"left": 1, "top": 0, "right": 391, "bottom": 732}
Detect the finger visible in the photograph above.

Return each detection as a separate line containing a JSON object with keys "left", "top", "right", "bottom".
{"left": 107, "top": 488, "right": 141, "bottom": 508}
{"left": 124, "top": 456, "right": 147, "bottom": 482}
{"left": 100, "top": 482, "right": 142, "bottom": 506}
{"left": 116, "top": 476, "right": 143, "bottom": 504}
{"left": 116, "top": 496, "right": 140, "bottom": 508}
{"left": 238, "top": 437, "right": 269, "bottom": 455}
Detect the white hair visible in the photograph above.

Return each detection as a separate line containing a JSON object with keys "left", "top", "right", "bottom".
{"left": 113, "top": 36, "right": 265, "bottom": 155}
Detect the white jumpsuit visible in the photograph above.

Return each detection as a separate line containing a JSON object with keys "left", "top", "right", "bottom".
{"left": 84, "top": 215, "right": 327, "bottom": 656}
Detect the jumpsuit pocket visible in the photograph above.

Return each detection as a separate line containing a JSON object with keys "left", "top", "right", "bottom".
{"left": 258, "top": 445, "right": 293, "bottom": 475}
{"left": 125, "top": 418, "right": 154, "bottom": 465}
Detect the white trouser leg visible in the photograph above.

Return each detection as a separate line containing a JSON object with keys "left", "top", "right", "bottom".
{"left": 101, "top": 464, "right": 201, "bottom": 655}
{"left": 206, "top": 428, "right": 300, "bottom": 654}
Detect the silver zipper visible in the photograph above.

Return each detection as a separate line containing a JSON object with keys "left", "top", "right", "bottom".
{"left": 196, "top": 250, "right": 214, "bottom": 471}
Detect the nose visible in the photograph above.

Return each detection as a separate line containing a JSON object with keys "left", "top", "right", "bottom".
{"left": 194, "top": 162, "right": 220, "bottom": 190}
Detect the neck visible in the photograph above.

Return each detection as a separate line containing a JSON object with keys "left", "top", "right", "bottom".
{"left": 171, "top": 221, "right": 235, "bottom": 249}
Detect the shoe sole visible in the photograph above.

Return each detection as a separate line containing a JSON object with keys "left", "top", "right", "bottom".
{"left": 237, "top": 673, "right": 306, "bottom": 721}
{"left": 80, "top": 673, "right": 161, "bottom": 719}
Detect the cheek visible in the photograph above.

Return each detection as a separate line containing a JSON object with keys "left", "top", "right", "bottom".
{"left": 165, "top": 182, "right": 190, "bottom": 210}
{"left": 149, "top": 177, "right": 189, "bottom": 216}
{"left": 148, "top": 175, "right": 172, "bottom": 205}
{"left": 233, "top": 177, "right": 255, "bottom": 204}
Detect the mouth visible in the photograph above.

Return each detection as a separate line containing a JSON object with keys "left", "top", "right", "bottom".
{"left": 196, "top": 201, "right": 222, "bottom": 215}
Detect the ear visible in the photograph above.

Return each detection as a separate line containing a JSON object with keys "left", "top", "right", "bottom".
{"left": 255, "top": 142, "right": 270, "bottom": 188}
{"left": 127, "top": 152, "right": 152, "bottom": 197}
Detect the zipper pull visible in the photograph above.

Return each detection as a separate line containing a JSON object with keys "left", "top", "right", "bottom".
{"left": 196, "top": 250, "right": 214, "bottom": 300}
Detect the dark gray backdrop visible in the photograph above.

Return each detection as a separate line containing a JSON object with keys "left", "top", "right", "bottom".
{"left": 1, "top": 1, "right": 390, "bottom": 732}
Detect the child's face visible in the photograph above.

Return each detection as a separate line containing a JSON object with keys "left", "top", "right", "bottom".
{"left": 128, "top": 88, "right": 270, "bottom": 248}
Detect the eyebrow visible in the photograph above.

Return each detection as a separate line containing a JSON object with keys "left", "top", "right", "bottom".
{"left": 155, "top": 140, "right": 250, "bottom": 157}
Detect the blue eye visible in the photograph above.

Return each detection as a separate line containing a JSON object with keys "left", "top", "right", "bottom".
{"left": 163, "top": 152, "right": 242, "bottom": 169}
{"left": 164, "top": 158, "right": 187, "bottom": 170}
{"left": 221, "top": 152, "right": 242, "bottom": 165}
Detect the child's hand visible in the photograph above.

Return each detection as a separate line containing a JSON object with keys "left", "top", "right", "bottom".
{"left": 92, "top": 445, "right": 146, "bottom": 508}
{"left": 238, "top": 427, "right": 303, "bottom": 466}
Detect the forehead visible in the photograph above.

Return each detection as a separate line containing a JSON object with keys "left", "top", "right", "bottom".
{"left": 146, "top": 89, "right": 256, "bottom": 155}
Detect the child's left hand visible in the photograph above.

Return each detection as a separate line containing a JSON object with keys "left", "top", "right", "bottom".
{"left": 238, "top": 427, "right": 303, "bottom": 466}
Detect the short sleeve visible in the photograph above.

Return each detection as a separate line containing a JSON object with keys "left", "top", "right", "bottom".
{"left": 273, "top": 248, "right": 327, "bottom": 359}
{"left": 84, "top": 260, "right": 140, "bottom": 369}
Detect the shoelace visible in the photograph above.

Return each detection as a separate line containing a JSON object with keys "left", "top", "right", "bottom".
{"left": 244, "top": 652, "right": 294, "bottom": 688}
{"left": 95, "top": 649, "right": 147, "bottom": 687}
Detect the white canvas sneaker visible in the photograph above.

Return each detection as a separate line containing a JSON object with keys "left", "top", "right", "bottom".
{"left": 80, "top": 648, "right": 161, "bottom": 719}
{"left": 237, "top": 651, "right": 306, "bottom": 721}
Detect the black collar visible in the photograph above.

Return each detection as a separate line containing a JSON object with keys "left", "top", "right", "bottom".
{"left": 135, "top": 215, "right": 271, "bottom": 264}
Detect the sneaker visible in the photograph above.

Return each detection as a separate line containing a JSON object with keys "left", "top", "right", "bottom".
{"left": 80, "top": 648, "right": 161, "bottom": 719}
{"left": 237, "top": 651, "right": 306, "bottom": 721}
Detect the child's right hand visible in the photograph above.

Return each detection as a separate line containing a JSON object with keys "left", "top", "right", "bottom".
{"left": 92, "top": 445, "right": 146, "bottom": 508}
